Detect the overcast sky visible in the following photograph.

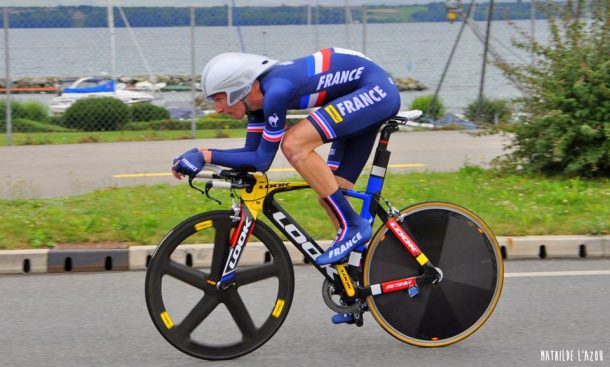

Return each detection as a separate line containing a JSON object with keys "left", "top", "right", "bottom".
{"left": 5, "top": 0, "right": 504, "bottom": 7}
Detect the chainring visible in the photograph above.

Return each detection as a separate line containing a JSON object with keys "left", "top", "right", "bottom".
{"left": 321, "top": 278, "right": 361, "bottom": 314}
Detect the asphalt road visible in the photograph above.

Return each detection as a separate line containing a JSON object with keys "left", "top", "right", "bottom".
{"left": 1, "top": 259, "right": 608, "bottom": 367}
{"left": 0, "top": 130, "right": 509, "bottom": 199}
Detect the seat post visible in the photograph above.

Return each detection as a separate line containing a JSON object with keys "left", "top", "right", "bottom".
{"left": 363, "top": 121, "right": 400, "bottom": 218}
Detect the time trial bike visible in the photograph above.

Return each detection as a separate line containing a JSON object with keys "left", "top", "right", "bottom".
{"left": 144, "top": 110, "right": 504, "bottom": 360}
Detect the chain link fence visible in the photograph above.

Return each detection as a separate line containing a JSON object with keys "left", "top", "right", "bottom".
{"left": 1, "top": 1, "right": 542, "bottom": 145}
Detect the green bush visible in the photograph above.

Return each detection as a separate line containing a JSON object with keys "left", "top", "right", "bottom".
{"left": 464, "top": 97, "right": 512, "bottom": 124}
{"left": 123, "top": 120, "right": 187, "bottom": 131}
{"left": 409, "top": 95, "right": 446, "bottom": 120}
{"left": 197, "top": 117, "right": 247, "bottom": 130}
{"left": 124, "top": 112, "right": 303, "bottom": 131}
{"left": 63, "top": 97, "right": 130, "bottom": 131}
{"left": 495, "top": 0, "right": 610, "bottom": 177}
{"left": 0, "top": 118, "right": 72, "bottom": 132}
{"left": 20, "top": 101, "right": 48, "bottom": 122}
{"left": 47, "top": 115, "right": 66, "bottom": 127}
{"left": 129, "top": 103, "right": 170, "bottom": 122}
{"left": 124, "top": 117, "right": 247, "bottom": 131}
{"left": 0, "top": 100, "right": 48, "bottom": 123}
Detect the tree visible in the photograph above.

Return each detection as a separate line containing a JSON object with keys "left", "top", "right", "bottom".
{"left": 496, "top": 0, "right": 610, "bottom": 177}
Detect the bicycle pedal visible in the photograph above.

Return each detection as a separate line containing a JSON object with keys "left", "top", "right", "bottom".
{"left": 355, "top": 316, "right": 364, "bottom": 327}
{"left": 407, "top": 285, "right": 420, "bottom": 298}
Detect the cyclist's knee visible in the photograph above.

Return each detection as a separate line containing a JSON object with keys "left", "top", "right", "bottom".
{"left": 282, "top": 119, "right": 323, "bottom": 164}
{"left": 281, "top": 132, "right": 307, "bottom": 164}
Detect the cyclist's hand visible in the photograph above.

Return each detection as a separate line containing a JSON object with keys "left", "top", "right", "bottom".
{"left": 172, "top": 148, "right": 205, "bottom": 179}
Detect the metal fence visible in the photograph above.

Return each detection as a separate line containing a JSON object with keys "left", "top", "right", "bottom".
{"left": 1, "top": 0, "right": 542, "bottom": 145}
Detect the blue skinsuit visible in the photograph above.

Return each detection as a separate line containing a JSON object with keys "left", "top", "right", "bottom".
{"left": 210, "top": 47, "right": 401, "bottom": 183}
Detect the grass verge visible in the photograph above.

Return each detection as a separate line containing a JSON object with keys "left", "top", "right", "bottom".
{"left": 0, "top": 129, "right": 247, "bottom": 146}
{"left": 0, "top": 167, "right": 608, "bottom": 250}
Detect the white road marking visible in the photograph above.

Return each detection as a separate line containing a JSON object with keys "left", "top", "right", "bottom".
{"left": 112, "top": 163, "right": 426, "bottom": 178}
{"left": 505, "top": 270, "right": 610, "bottom": 278}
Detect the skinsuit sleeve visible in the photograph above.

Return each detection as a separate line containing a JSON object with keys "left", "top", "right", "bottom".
{"left": 210, "top": 78, "right": 294, "bottom": 172}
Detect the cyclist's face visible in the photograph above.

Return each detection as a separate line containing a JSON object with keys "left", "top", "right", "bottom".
{"left": 212, "top": 93, "right": 246, "bottom": 119}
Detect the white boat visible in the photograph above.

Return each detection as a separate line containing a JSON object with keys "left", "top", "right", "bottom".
{"left": 49, "top": 77, "right": 160, "bottom": 114}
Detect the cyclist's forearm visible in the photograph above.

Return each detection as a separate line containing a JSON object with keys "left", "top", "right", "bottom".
{"left": 207, "top": 124, "right": 263, "bottom": 154}
{"left": 210, "top": 140, "right": 279, "bottom": 172}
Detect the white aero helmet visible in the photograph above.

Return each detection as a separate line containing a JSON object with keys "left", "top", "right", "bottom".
{"left": 201, "top": 52, "right": 279, "bottom": 106}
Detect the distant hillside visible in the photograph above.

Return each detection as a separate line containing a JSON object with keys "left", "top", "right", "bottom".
{"left": 1, "top": 3, "right": 545, "bottom": 28}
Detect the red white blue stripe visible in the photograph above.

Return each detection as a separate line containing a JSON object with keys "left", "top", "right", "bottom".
{"left": 300, "top": 48, "right": 332, "bottom": 109}
{"left": 262, "top": 128, "right": 284, "bottom": 143}
{"left": 247, "top": 123, "right": 264, "bottom": 133}
{"left": 300, "top": 91, "right": 327, "bottom": 109}
{"left": 325, "top": 195, "right": 348, "bottom": 241}
{"left": 310, "top": 110, "right": 336, "bottom": 140}
{"left": 309, "top": 48, "right": 332, "bottom": 76}
{"left": 327, "top": 160, "right": 340, "bottom": 171}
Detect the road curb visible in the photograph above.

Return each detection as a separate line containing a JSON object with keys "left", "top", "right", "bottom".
{"left": 499, "top": 235, "right": 609, "bottom": 259}
{"left": 0, "top": 249, "right": 49, "bottom": 274}
{"left": 1, "top": 236, "right": 608, "bottom": 275}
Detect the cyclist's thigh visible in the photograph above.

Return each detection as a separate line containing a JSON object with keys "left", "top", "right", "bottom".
{"left": 328, "top": 129, "right": 378, "bottom": 184}
{"left": 307, "top": 78, "right": 400, "bottom": 144}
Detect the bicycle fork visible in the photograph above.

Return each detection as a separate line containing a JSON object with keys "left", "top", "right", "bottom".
{"left": 216, "top": 204, "right": 257, "bottom": 289}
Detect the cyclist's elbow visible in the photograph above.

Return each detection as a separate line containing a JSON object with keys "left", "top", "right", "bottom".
{"left": 256, "top": 161, "right": 272, "bottom": 172}
{"left": 255, "top": 154, "right": 274, "bottom": 172}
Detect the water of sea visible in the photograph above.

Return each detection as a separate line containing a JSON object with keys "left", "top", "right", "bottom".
{"left": 2, "top": 20, "right": 548, "bottom": 112}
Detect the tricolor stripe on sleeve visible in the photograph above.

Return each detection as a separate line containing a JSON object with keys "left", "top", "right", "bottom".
{"left": 247, "top": 123, "right": 265, "bottom": 133}
{"left": 262, "top": 128, "right": 285, "bottom": 143}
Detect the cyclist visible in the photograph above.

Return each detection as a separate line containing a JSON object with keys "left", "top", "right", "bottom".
{"left": 172, "top": 48, "right": 400, "bottom": 274}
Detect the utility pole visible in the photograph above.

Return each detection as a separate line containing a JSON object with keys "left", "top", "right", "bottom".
{"left": 190, "top": 7, "right": 197, "bottom": 139}
{"left": 429, "top": 0, "right": 476, "bottom": 118}
{"left": 362, "top": 4, "right": 367, "bottom": 54}
{"left": 107, "top": 0, "right": 116, "bottom": 82}
{"left": 4, "top": 7, "right": 12, "bottom": 146}
{"left": 530, "top": 0, "right": 535, "bottom": 65}
{"left": 476, "top": 0, "right": 495, "bottom": 122}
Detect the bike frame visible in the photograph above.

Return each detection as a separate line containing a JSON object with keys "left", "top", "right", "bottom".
{"left": 217, "top": 121, "right": 440, "bottom": 295}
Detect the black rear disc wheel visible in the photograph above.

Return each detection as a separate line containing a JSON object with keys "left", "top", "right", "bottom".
{"left": 364, "top": 202, "right": 503, "bottom": 347}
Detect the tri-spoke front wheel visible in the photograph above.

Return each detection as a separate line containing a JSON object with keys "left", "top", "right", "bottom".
{"left": 145, "top": 210, "right": 294, "bottom": 360}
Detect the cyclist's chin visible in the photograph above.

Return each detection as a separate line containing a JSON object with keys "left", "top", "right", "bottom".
{"left": 231, "top": 111, "right": 246, "bottom": 119}
{"left": 223, "top": 109, "right": 244, "bottom": 119}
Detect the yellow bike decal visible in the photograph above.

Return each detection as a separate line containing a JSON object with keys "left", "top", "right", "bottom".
{"left": 239, "top": 173, "right": 309, "bottom": 218}
{"left": 336, "top": 264, "right": 356, "bottom": 298}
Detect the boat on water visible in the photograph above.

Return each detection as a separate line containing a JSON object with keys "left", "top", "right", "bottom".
{"left": 49, "top": 77, "right": 163, "bottom": 114}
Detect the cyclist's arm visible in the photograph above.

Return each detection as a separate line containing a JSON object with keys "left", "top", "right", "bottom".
{"left": 209, "top": 80, "right": 293, "bottom": 172}
{"left": 208, "top": 112, "right": 264, "bottom": 154}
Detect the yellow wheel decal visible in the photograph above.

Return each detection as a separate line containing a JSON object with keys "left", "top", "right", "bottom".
{"left": 194, "top": 220, "right": 213, "bottom": 231}
{"left": 160, "top": 310, "right": 175, "bottom": 330}
{"left": 272, "top": 299, "right": 285, "bottom": 318}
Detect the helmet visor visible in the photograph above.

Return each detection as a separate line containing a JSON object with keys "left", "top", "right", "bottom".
{"left": 227, "top": 85, "right": 252, "bottom": 106}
